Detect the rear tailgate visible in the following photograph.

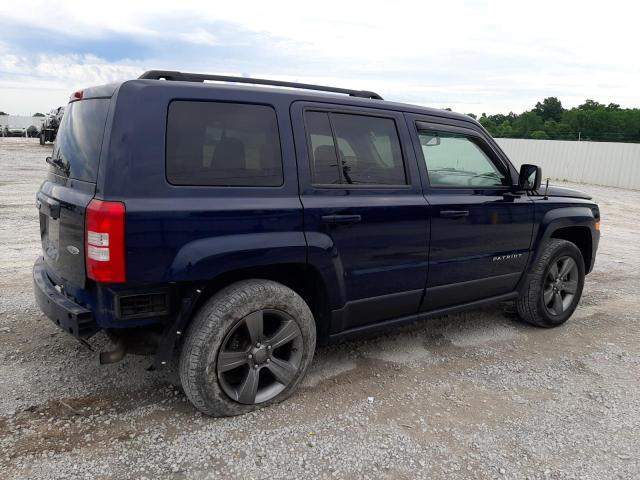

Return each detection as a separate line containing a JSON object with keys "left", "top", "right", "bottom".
{"left": 38, "top": 97, "right": 111, "bottom": 288}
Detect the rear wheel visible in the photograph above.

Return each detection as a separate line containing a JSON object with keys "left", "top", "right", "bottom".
{"left": 179, "top": 279, "right": 316, "bottom": 416}
{"left": 516, "top": 239, "right": 585, "bottom": 327}
{"left": 39, "top": 132, "right": 45, "bottom": 145}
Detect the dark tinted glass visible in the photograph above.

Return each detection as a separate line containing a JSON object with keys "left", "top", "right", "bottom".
{"left": 331, "top": 113, "right": 406, "bottom": 185}
{"left": 306, "top": 111, "right": 340, "bottom": 184}
{"left": 166, "top": 101, "right": 283, "bottom": 186}
{"left": 331, "top": 113, "right": 407, "bottom": 185}
{"left": 51, "top": 99, "right": 110, "bottom": 182}
{"left": 305, "top": 111, "right": 407, "bottom": 186}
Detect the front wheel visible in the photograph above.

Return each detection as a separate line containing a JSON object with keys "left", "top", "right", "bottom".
{"left": 516, "top": 239, "right": 585, "bottom": 327}
{"left": 179, "top": 279, "right": 316, "bottom": 416}
{"left": 39, "top": 132, "right": 45, "bottom": 145}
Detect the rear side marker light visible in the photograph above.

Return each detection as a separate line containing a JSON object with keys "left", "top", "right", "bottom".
{"left": 86, "top": 199, "right": 126, "bottom": 283}
{"left": 69, "top": 90, "right": 83, "bottom": 102}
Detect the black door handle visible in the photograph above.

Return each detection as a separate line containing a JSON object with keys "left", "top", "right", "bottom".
{"left": 321, "top": 214, "right": 362, "bottom": 224}
{"left": 440, "top": 210, "right": 469, "bottom": 219}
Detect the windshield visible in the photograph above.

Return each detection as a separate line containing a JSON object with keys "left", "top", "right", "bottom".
{"left": 51, "top": 98, "right": 110, "bottom": 182}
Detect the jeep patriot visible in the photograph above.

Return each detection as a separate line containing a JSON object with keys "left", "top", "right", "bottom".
{"left": 33, "top": 70, "right": 600, "bottom": 416}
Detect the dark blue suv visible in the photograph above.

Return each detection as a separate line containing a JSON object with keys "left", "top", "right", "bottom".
{"left": 34, "top": 70, "right": 600, "bottom": 416}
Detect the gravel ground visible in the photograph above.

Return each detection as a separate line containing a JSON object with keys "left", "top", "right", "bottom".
{"left": 1, "top": 137, "right": 639, "bottom": 479}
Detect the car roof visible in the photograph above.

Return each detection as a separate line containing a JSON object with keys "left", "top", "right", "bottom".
{"left": 83, "top": 78, "right": 477, "bottom": 126}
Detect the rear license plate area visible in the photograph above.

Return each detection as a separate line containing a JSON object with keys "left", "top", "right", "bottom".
{"left": 42, "top": 214, "right": 60, "bottom": 262}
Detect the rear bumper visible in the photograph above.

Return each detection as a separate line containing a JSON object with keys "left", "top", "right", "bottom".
{"left": 33, "top": 257, "right": 99, "bottom": 339}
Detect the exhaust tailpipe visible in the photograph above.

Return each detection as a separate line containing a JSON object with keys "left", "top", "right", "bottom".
{"left": 99, "top": 340, "right": 126, "bottom": 365}
{"left": 98, "top": 332, "right": 160, "bottom": 365}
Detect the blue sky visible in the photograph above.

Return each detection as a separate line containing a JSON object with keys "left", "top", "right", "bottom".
{"left": 1, "top": 0, "right": 639, "bottom": 116}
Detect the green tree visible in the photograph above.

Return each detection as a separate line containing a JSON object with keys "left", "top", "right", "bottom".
{"left": 33, "top": 112, "right": 45, "bottom": 117}
{"left": 543, "top": 120, "right": 558, "bottom": 138}
{"left": 495, "top": 121, "right": 514, "bottom": 138}
{"left": 478, "top": 114, "right": 496, "bottom": 131}
{"left": 578, "top": 99, "right": 604, "bottom": 111}
{"left": 533, "top": 97, "right": 563, "bottom": 122}
{"left": 553, "top": 122, "right": 574, "bottom": 140}
{"left": 478, "top": 99, "right": 640, "bottom": 143}
{"left": 513, "top": 111, "right": 544, "bottom": 138}
{"left": 531, "top": 130, "right": 549, "bottom": 139}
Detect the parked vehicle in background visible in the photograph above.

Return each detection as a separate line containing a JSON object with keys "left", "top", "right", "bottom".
{"left": 33, "top": 70, "right": 600, "bottom": 417}
{"left": 27, "top": 125, "right": 40, "bottom": 138}
{"left": 39, "top": 106, "right": 64, "bottom": 145}
{"left": 3, "top": 125, "right": 27, "bottom": 137}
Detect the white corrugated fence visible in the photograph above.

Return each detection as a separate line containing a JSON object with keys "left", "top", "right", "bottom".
{"left": 0, "top": 115, "right": 45, "bottom": 130}
{"left": 496, "top": 138, "right": 640, "bottom": 190}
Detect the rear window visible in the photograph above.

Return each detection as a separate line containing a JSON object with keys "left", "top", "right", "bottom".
{"left": 52, "top": 99, "right": 110, "bottom": 182}
{"left": 166, "top": 101, "right": 283, "bottom": 187}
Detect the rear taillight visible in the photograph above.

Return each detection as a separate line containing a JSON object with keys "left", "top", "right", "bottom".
{"left": 85, "top": 199, "right": 126, "bottom": 283}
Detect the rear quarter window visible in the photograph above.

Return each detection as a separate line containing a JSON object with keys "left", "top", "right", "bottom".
{"left": 52, "top": 99, "right": 110, "bottom": 182}
{"left": 166, "top": 101, "right": 283, "bottom": 187}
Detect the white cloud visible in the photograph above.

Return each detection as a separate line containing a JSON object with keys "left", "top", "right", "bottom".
{"left": 1, "top": 0, "right": 639, "bottom": 114}
{"left": 179, "top": 29, "right": 219, "bottom": 47}
{"left": 0, "top": 45, "right": 144, "bottom": 113}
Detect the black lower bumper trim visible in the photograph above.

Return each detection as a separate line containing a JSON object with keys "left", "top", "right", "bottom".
{"left": 33, "top": 257, "right": 98, "bottom": 339}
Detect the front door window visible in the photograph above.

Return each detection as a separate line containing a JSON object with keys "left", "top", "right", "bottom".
{"left": 418, "top": 131, "right": 508, "bottom": 188}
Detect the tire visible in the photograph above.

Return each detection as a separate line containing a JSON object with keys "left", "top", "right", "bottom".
{"left": 516, "top": 239, "right": 585, "bottom": 327}
{"left": 39, "top": 132, "right": 46, "bottom": 145}
{"left": 179, "top": 279, "right": 316, "bottom": 416}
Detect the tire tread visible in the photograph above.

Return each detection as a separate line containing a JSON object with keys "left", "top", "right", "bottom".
{"left": 179, "top": 279, "right": 315, "bottom": 416}
{"left": 516, "top": 239, "right": 584, "bottom": 328}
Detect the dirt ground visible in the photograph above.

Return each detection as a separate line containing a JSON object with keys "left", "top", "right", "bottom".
{"left": 1, "top": 137, "right": 638, "bottom": 480}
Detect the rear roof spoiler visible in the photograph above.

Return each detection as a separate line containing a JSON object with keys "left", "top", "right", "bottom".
{"left": 138, "top": 70, "right": 384, "bottom": 100}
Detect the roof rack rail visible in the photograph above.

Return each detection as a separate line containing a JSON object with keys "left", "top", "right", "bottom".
{"left": 138, "top": 70, "right": 383, "bottom": 100}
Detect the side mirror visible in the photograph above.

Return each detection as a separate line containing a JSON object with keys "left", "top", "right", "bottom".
{"left": 518, "top": 164, "right": 542, "bottom": 191}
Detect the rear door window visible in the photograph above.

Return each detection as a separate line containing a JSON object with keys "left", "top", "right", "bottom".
{"left": 51, "top": 99, "right": 110, "bottom": 182}
{"left": 306, "top": 112, "right": 340, "bottom": 184}
{"left": 166, "top": 101, "right": 283, "bottom": 187}
{"left": 305, "top": 111, "right": 407, "bottom": 186}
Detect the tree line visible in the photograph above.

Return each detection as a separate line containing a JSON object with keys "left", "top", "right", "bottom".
{"left": 467, "top": 98, "right": 640, "bottom": 143}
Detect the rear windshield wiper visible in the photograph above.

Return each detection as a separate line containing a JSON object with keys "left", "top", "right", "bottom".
{"left": 45, "top": 156, "right": 69, "bottom": 175}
